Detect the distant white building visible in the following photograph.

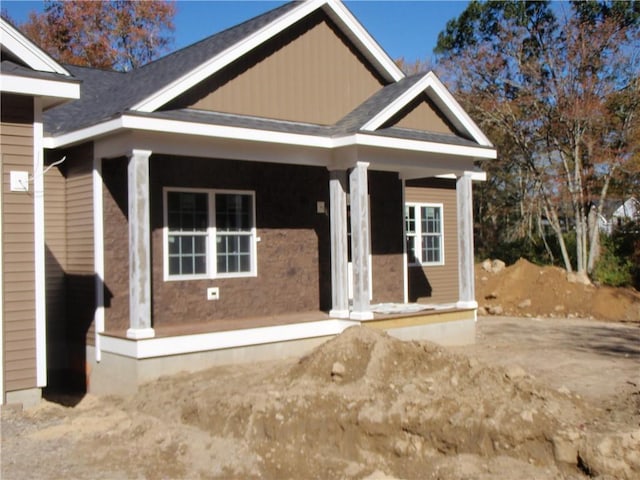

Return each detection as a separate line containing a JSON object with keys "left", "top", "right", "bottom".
{"left": 598, "top": 197, "right": 640, "bottom": 234}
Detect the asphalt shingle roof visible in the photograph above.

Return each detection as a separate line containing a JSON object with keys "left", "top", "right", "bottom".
{"left": 1, "top": 59, "right": 80, "bottom": 84}
{"left": 42, "top": 0, "right": 485, "bottom": 150}
{"left": 44, "top": 1, "right": 299, "bottom": 134}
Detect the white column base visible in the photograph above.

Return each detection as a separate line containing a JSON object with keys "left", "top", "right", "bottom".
{"left": 456, "top": 300, "right": 478, "bottom": 310}
{"left": 350, "top": 310, "right": 374, "bottom": 321}
{"left": 126, "top": 328, "right": 155, "bottom": 339}
{"left": 329, "top": 309, "right": 350, "bottom": 319}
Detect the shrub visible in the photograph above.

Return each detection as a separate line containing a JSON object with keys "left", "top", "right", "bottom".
{"left": 593, "top": 234, "right": 634, "bottom": 287}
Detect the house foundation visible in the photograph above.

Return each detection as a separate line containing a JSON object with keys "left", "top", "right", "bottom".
{"left": 86, "top": 309, "right": 475, "bottom": 395}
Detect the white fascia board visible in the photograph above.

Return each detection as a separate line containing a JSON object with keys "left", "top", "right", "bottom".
{"left": 0, "top": 18, "right": 71, "bottom": 75}
{"left": 121, "top": 115, "right": 334, "bottom": 148}
{"left": 425, "top": 73, "right": 493, "bottom": 147}
{"left": 132, "top": 0, "right": 325, "bottom": 112}
{"left": 323, "top": 0, "right": 404, "bottom": 82}
{"left": 44, "top": 114, "right": 497, "bottom": 160}
{"left": 349, "top": 133, "right": 497, "bottom": 159}
{"left": 100, "top": 319, "right": 359, "bottom": 359}
{"left": 361, "top": 71, "right": 493, "bottom": 148}
{"left": 43, "top": 118, "right": 124, "bottom": 149}
{"left": 0, "top": 73, "right": 80, "bottom": 100}
{"left": 436, "top": 171, "right": 487, "bottom": 181}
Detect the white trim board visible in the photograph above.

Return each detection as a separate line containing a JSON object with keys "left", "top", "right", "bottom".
{"left": 33, "top": 98, "right": 47, "bottom": 387}
{"left": 131, "top": 0, "right": 403, "bottom": 113}
{"left": 0, "top": 74, "right": 80, "bottom": 100}
{"left": 44, "top": 115, "right": 497, "bottom": 161}
{"left": 0, "top": 18, "right": 71, "bottom": 75}
{"left": 100, "top": 319, "right": 359, "bottom": 359}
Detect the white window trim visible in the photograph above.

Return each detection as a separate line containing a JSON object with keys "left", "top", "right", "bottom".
{"left": 163, "top": 187, "right": 257, "bottom": 281}
{"left": 406, "top": 202, "right": 445, "bottom": 267}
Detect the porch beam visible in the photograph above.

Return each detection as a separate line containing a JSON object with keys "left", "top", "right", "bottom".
{"left": 456, "top": 172, "right": 478, "bottom": 309}
{"left": 126, "top": 149, "right": 155, "bottom": 339}
{"left": 349, "top": 162, "right": 373, "bottom": 320}
{"left": 329, "top": 170, "right": 349, "bottom": 318}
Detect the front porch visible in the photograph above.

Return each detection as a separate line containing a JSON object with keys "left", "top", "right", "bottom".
{"left": 89, "top": 305, "right": 476, "bottom": 394}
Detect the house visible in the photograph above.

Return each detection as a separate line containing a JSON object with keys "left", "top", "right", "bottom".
{"left": 598, "top": 197, "right": 640, "bottom": 235}
{"left": 0, "top": 17, "right": 80, "bottom": 406}
{"left": 22, "top": 0, "right": 495, "bottom": 396}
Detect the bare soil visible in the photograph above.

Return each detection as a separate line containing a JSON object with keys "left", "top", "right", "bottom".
{"left": 476, "top": 258, "right": 640, "bottom": 322}
{"left": 2, "top": 316, "right": 640, "bottom": 480}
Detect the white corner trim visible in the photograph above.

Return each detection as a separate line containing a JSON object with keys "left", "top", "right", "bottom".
{"left": 0, "top": 18, "right": 71, "bottom": 75}
{"left": 0, "top": 73, "right": 80, "bottom": 99}
{"left": 93, "top": 157, "right": 105, "bottom": 362}
{"left": 361, "top": 71, "right": 493, "bottom": 148}
{"left": 324, "top": 0, "right": 404, "bottom": 82}
{"left": 101, "top": 319, "right": 359, "bottom": 359}
{"left": 131, "top": 0, "right": 325, "bottom": 112}
{"left": 33, "top": 98, "right": 47, "bottom": 387}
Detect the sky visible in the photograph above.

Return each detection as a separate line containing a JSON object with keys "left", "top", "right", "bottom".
{"left": 1, "top": 0, "right": 471, "bottom": 63}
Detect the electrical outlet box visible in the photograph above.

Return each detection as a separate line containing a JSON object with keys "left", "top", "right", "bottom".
{"left": 207, "top": 287, "right": 219, "bottom": 301}
{"left": 10, "top": 171, "right": 29, "bottom": 192}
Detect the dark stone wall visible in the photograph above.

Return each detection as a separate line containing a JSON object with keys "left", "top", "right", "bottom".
{"left": 148, "top": 156, "right": 332, "bottom": 327}
{"left": 369, "top": 171, "right": 404, "bottom": 303}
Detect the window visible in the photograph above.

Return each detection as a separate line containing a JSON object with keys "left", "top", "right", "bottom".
{"left": 405, "top": 203, "right": 444, "bottom": 265}
{"left": 164, "top": 188, "right": 256, "bottom": 280}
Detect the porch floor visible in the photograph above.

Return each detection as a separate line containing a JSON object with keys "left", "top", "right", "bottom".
{"left": 101, "top": 305, "right": 468, "bottom": 340}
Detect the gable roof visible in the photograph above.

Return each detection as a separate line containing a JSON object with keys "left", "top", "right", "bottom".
{"left": 45, "top": 0, "right": 404, "bottom": 135}
{"left": 42, "top": 0, "right": 494, "bottom": 160}
{"left": 0, "top": 17, "right": 80, "bottom": 107}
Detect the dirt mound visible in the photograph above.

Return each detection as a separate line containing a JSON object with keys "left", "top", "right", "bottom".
{"left": 476, "top": 258, "right": 640, "bottom": 321}
{"left": 126, "top": 327, "right": 628, "bottom": 478}
{"left": 4, "top": 326, "right": 639, "bottom": 479}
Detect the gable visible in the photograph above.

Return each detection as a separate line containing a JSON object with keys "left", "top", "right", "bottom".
{"left": 165, "top": 10, "right": 387, "bottom": 125}
{"left": 386, "top": 93, "right": 457, "bottom": 136}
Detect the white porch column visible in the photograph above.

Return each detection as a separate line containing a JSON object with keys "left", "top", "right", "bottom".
{"left": 126, "top": 149, "right": 155, "bottom": 339}
{"left": 456, "top": 172, "right": 478, "bottom": 309}
{"left": 349, "top": 162, "right": 373, "bottom": 320}
{"left": 329, "top": 170, "right": 349, "bottom": 318}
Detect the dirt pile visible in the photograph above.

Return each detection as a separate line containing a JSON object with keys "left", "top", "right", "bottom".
{"left": 476, "top": 258, "right": 640, "bottom": 322}
{"left": 4, "top": 326, "right": 639, "bottom": 479}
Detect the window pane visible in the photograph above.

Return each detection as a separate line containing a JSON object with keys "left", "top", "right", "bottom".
{"left": 405, "top": 206, "right": 416, "bottom": 233}
{"left": 168, "top": 192, "right": 208, "bottom": 232}
{"left": 216, "top": 233, "right": 252, "bottom": 274}
{"left": 194, "top": 254, "right": 207, "bottom": 274}
{"left": 181, "top": 256, "right": 194, "bottom": 275}
{"left": 169, "top": 256, "right": 180, "bottom": 275}
{"left": 216, "top": 194, "right": 252, "bottom": 231}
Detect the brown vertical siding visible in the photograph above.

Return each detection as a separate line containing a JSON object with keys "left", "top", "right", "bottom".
{"left": 387, "top": 94, "right": 456, "bottom": 135}
{"left": 369, "top": 171, "right": 404, "bottom": 303}
{"left": 43, "top": 153, "right": 67, "bottom": 371}
{"left": 1, "top": 94, "right": 37, "bottom": 392}
{"left": 405, "top": 178, "right": 459, "bottom": 304}
{"left": 168, "top": 11, "right": 386, "bottom": 125}
{"left": 62, "top": 147, "right": 96, "bottom": 350}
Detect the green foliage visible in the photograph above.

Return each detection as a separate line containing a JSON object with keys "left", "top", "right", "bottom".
{"left": 593, "top": 222, "right": 640, "bottom": 288}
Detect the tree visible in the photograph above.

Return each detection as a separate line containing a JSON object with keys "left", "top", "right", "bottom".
{"left": 435, "top": 1, "right": 640, "bottom": 277}
{"left": 20, "top": 0, "right": 175, "bottom": 71}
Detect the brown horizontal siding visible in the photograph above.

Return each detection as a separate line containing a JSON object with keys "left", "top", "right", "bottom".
{"left": 405, "top": 179, "right": 459, "bottom": 304}
{"left": 1, "top": 95, "right": 37, "bottom": 392}
{"left": 173, "top": 11, "right": 385, "bottom": 125}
